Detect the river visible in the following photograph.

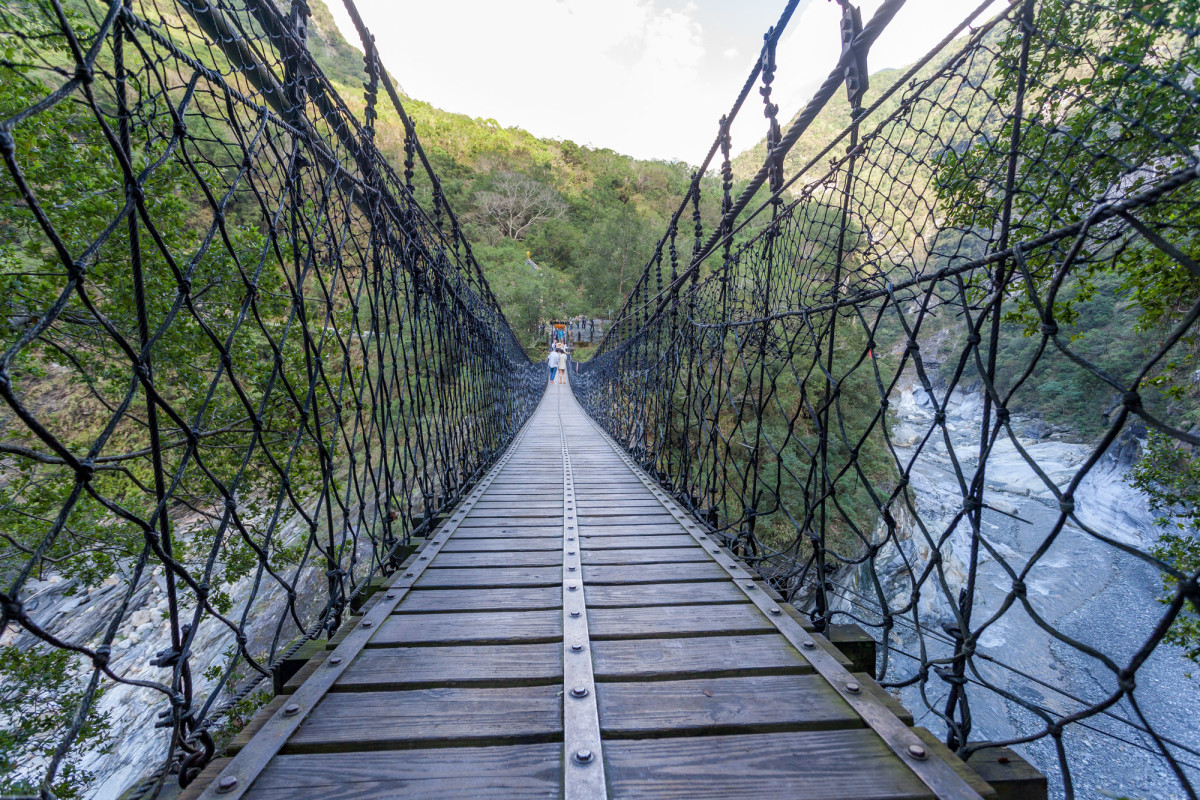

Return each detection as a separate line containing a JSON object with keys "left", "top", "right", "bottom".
{"left": 832, "top": 375, "right": 1200, "bottom": 799}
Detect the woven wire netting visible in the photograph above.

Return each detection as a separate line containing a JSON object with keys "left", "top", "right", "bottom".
{"left": 0, "top": 0, "right": 538, "bottom": 796}
{"left": 576, "top": 0, "right": 1200, "bottom": 797}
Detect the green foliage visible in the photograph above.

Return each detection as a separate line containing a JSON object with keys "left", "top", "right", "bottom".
{"left": 0, "top": 646, "right": 112, "bottom": 798}
{"left": 1131, "top": 433, "right": 1200, "bottom": 662}
{"left": 935, "top": 1, "right": 1200, "bottom": 336}
{"left": 937, "top": 271, "right": 1156, "bottom": 436}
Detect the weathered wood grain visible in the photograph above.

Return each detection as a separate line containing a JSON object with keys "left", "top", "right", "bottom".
{"left": 596, "top": 674, "right": 857, "bottom": 737}
{"left": 460, "top": 516, "right": 561, "bottom": 527}
{"left": 582, "top": 547, "right": 710, "bottom": 565}
{"left": 591, "top": 634, "right": 810, "bottom": 680}
{"left": 374, "top": 610, "right": 560, "bottom": 645}
{"left": 588, "top": 603, "right": 774, "bottom": 638}
{"left": 603, "top": 729, "right": 933, "bottom": 799}
{"left": 396, "top": 586, "right": 561, "bottom": 612}
{"left": 440, "top": 536, "right": 561, "bottom": 552}
{"left": 450, "top": 526, "right": 565, "bottom": 538}
{"left": 415, "top": 566, "right": 561, "bottom": 587}
{"left": 337, "top": 643, "right": 562, "bottom": 689}
{"left": 581, "top": 524, "right": 687, "bottom": 536}
{"left": 580, "top": 534, "right": 696, "bottom": 549}
{"left": 583, "top": 562, "right": 728, "bottom": 584}
{"left": 247, "top": 745, "right": 561, "bottom": 800}
{"left": 585, "top": 581, "right": 750, "bottom": 607}
{"left": 286, "top": 686, "right": 562, "bottom": 751}
{"left": 432, "top": 550, "right": 561, "bottom": 568}
{"left": 580, "top": 513, "right": 678, "bottom": 526}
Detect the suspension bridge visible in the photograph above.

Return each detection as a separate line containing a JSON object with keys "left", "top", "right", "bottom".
{"left": 0, "top": 0, "right": 1197, "bottom": 799}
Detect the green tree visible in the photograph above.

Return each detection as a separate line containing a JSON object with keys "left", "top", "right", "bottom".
{"left": 1131, "top": 433, "right": 1200, "bottom": 662}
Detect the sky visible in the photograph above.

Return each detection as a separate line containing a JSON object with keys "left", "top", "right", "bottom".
{"left": 327, "top": 0, "right": 1007, "bottom": 163}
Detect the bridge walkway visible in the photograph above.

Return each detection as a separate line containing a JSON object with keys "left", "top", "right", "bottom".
{"left": 184, "top": 381, "right": 998, "bottom": 800}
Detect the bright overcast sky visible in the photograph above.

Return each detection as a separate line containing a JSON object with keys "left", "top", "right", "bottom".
{"left": 328, "top": 0, "right": 1006, "bottom": 163}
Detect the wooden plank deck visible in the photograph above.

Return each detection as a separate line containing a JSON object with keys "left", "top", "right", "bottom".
{"left": 187, "top": 382, "right": 999, "bottom": 800}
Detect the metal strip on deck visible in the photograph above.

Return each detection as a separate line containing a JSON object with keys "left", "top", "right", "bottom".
{"left": 579, "top": 408, "right": 987, "bottom": 800}
{"left": 193, "top": 423, "right": 534, "bottom": 800}
{"left": 186, "top": 382, "right": 997, "bottom": 800}
{"left": 558, "top": 390, "right": 608, "bottom": 799}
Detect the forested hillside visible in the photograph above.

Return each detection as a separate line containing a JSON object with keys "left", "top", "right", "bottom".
{"left": 278, "top": 1, "right": 729, "bottom": 350}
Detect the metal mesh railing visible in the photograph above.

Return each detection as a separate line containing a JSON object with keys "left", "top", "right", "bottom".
{"left": 0, "top": 0, "right": 538, "bottom": 796}
{"left": 576, "top": 1, "right": 1200, "bottom": 797}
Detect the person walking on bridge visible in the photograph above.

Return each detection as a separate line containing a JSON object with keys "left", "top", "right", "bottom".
{"left": 556, "top": 346, "right": 568, "bottom": 385}
{"left": 547, "top": 345, "right": 558, "bottom": 384}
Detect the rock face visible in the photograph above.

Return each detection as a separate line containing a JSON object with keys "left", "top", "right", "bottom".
{"left": 828, "top": 372, "right": 1200, "bottom": 800}
{"left": 1, "top": 511, "right": 379, "bottom": 800}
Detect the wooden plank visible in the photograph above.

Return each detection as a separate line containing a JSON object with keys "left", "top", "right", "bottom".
{"left": 576, "top": 501, "right": 666, "bottom": 512}
{"left": 396, "top": 586, "right": 561, "bottom": 612}
{"left": 179, "top": 758, "right": 231, "bottom": 800}
{"left": 603, "top": 729, "right": 933, "bottom": 800}
{"left": 471, "top": 502, "right": 563, "bottom": 511}
{"left": 596, "top": 674, "right": 857, "bottom": 737}
{"left": 958, "top": 743, "right": 1047, "bottom": 800}
{"left": 582, "top": 524, "right": 686, "bottom": 536}
{"left": 583, "top": 562, "right": 728, "bottom": 584}
{"left": 589, "top": 603, "right": 774, "bottom": 639}
{"left": 449, "top": 526, "right": 564, "bottom": 538}
{"left": 582, "top": 547, "right": 710, "bottom": 565}
{"left": 432, "top": 550, "right": 561, "bottom": 568}
{"left": 374, "top": 610, "right": 560, "bottom": 645}
{"left": 337, "top": 643, "right": 562, "bottom": 689}
{"left": 248, "top": 745, "right": 561, "bottom": 800}
{"left": 460, "top": 516, "right": 561, "bottom": 527}
{"left": 586, "top": 581, "right": 750, "bottom": 607}
{"left": 227, "top": 697, "right": 286, "bottom": 755}
{"left": 415, "top": 566, "right": 561, "bottom": 587}
{"left": 286, "top": 686, "right": 562, "bottom": 751}
{"left": 592, "top": 634, "right": 811, "bottom": 680}
{"left": 580, "top": 534, "right": 696, "bottom": 549}
{"left": 580, "top": 514, "right": 677, "bottom": 525}
{"left": 440, "top": 536, "right": 561, "bottom": 552}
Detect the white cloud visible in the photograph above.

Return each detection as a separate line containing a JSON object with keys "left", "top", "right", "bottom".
{"left": 327, "top": 0, "right": 1008, "bottom": 164}
{"left": 329, "top": 0, "right": 711, "bottom": 161}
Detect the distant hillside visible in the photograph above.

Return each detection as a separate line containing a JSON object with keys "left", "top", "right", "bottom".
{"left": 731, "top": 64, "right": 910, "bottom": 182}
{"left": 296, "top": 0, "right": 721, "bottom": 350}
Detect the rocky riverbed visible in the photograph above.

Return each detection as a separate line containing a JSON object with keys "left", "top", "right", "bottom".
{"left": 831, "top": 375, "right": 1200, "bottom": 799}
{"left": 1, "top": 508, "right": 366, "bottom": 800}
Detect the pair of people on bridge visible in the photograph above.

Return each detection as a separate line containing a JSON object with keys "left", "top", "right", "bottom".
{"left": 547, "top": 344, "right": 568, "bottom": 384}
